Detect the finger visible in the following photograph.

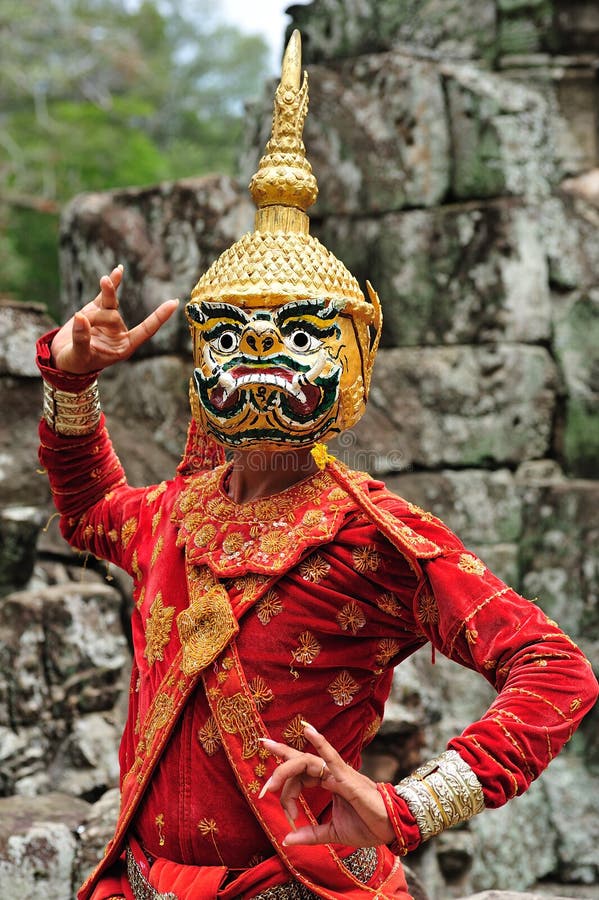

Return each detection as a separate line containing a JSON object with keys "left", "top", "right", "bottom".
{"left": 301, "top": 721, "right": 346, "bottom": 777}
{"left": 99, "top": 274, "right": 119, "bottom": 310}
{"left": 71, "top": 311, "right": 91, "bottom": 348}
{"left": 127, "top": 299, "right": 180, "bottom": 352}
{"left": 282, "top": 821, "right": 339, "bottom": 847}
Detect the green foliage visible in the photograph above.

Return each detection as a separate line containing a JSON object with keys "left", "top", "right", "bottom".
{"left": 0, "top": 0, "right": 270, "bottom": 309}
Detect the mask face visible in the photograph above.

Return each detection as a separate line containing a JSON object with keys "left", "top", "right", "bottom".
{"left": 187, "top": 297, "right": 363, "bottom": 449}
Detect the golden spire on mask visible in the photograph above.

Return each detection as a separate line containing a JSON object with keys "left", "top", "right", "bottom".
{"left": 249, "top": 30, "right": 317, "bottom": 234}
{"left": 190, "top": 29, "right": 380, "bottom": 335}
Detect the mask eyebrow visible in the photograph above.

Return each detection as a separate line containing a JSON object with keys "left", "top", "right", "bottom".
{"left": 274, "top": 298, "right": 341, "bottom": 329}
{"left": 188, "top": 301, "right": 251, "bottom": 326}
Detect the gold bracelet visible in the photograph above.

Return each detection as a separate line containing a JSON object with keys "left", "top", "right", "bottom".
{"left": 394, "top": 749, "right": 485, "bottom": 843}
{"left": 43, "top": 379, "right": 101, "bottom": 435}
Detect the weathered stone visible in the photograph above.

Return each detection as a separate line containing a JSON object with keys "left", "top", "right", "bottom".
{"left": 497, "top": 2, "right": 554, "bottom": 56}
{"left": 0, "top": 506, "right": 45, "bottom": 595}
{"left": 0, "top": 582, "right": 129, "bottom": 794}
{"left": 0, "top": 791, "right": 90, "bottom": 900}
{"left": 59, "top": 175, "right": 254, "bottom": 356}
{"left": 0, "top": 300, "right": 55, "bottom": 378}
{"left": 319, "top": 201, "right": 551, "bottom": 346}
{"left": 542, "top": 755, "right": 599, "bottom": 884}
{"left": 341, "top": 344, "right": 557, "bottom": 470}
{"left": 245, "top": 52, "right": 450, "bottom": 216}
{"left": 74, "top": 787, "right": 119, "bottom": 889}
{"left": 443, "top": 62, "right": 555, "bottom": 200}
{"left": 519, "top": 479, "right": 599, "bottom": 644}
{"left": 554, "top": 1, "right": 599, "bottom": 54}
{"left": 551, "top": 290, "right": 599, "bottom": 477}
{"left": 288, "top": 0, "right": 497, "bottom": 63}
{"left": 457, "top": 893, "right": 582, "bottom": 899}
{"left": 540, "top": 195, "right": 599, "bottom": 292}
{"left": 49, "top": 713, "right": 121, "bottom": 800}
{"left": 0, "top": 376, "right": 51, "bottom": 508}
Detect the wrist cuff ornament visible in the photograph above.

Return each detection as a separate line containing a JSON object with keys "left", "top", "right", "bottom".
{"left": 394, "top": 749, "right": 485, "bottom": 843}
{"left": 43, "top": 379, "right": 101, "bottom": 436}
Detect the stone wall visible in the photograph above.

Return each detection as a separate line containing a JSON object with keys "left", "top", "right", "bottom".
{"left": 0, "top": 1, "right": 598, "bottom": 897}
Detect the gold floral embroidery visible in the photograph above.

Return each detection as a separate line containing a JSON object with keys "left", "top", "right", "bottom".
{"left": 155, "top": 813, "right": 166, "bottom": 847}
{"left": 217, "top": 692, "right": 260, "bottom": 758}
{"left": 417, "top": 589, "right": 439, "bottom": 624}
{"left": 375, "top": 592, "right": 402, "bottom": 617}
{"left": 302, "top": 509, "right": 324, "bottom": 527}
{"left": 247, "top": 780, "right": 261, "bottom": 794}
{"left": 352, "top": 545, "right": 381, "bottom": 573}
{"left": 570, "top": 698, "right": 582, "bottom": 713}
{"left": 336, "top": 601, "right": 366, "bottom": 634}
{"left": 108, "top": 529, "right": 118, "bottom": 542}
{"left": 329, "top": 487, "right": 348, "bottom": 500}
{"left": 458, "top": 553, "right": 486, "bottom": 576}
{"left": 283, "top": 714, "right": 307, "bottom": 750}
{"left": 222, "top": 532, "right": 245, "bottom": 555}
{"left": 121, "top": 517, "right": 138, "bottom": 549}
{"left": 235, "top": 574, "right": 270, "bottom": 603}
{"left": 249, "top": 675, "right": 274, "bottom": 709}
{"left": 143, "top": 692, "right": 174, "bottom": 749}
{"left": 83, "top": 524, "right": 94, "bottom": 541}
{"left": 259, "top": 530, "right": 291, "bottom": 555}
{"left": 198, "top": 818, "right": 225, "bottom": 865}
{"left": 151, "top": 508, "right": 163, "bottom": 536}
{"left": 151, "top": 536, "right": 164, "bottom": 567}
{"left": 298, "top": 553, "right": 330, "bottom": 583}
{"left": 375, "top": 638, "right": 401, "bottom": 665}
{"left": 144, "top": 593, "right": 175, "bottom": 666}
{"left": 195, "top": 523, "right": 217, "bottom": 548}
{"left": 328, "top": 670, "right": 360, "bottom": 706}
{"left": 466, "top": 627, "right": 479, "bottom": 645}
{"left": 146, "top": 482, "right": 167, "bottom": 504}
{"left": 483, "top": 658, "right": 497, "bottom": 670}
{"left": 407, "top": 502, "right": 435, "bottom": 522}
{"left": 256, "top": 590, "right": 283, "bottom": 625}
{"left": 131, "top": 549, "right": 142, "bottom": 582}
{"left": 255, "top": 762, "right": 267, "bottom": 778}
{"left": 198, "top": 716, "right": 222, "bottom": 756}
{"left": 362, "top": 715, "right": 382, "bottom": 745}
{"left": 292, "top": 631, "right": 322, "bottom": 666}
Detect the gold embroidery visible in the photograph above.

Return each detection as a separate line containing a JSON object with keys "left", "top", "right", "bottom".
{"left": 195, "top": 523, "right": 217, "bottom": 547}
{"left": 417, "top": 589, "right": 439, "bottom": 624}
{"left": 352, "top": 545, "right": 381, "bottom": 573}
{"left": 466, "top": 627, "right": 479, "bottom": 645}
{"left": 198, "top": 716, "right": 222, "bottom": 755}
{"left": 178, "top": 583, "right": 238, "bottom": 676}
{"left": 336, "top": 601, "right": 366, "bottom": 634}
{"left": 407, "top": 502, "right": 436, "bottom": 522}
{"left": 136, "top": 585, "right": 146, "bottom": 610}
{"left": 458, "top": 553, "right": 486, "bottom": 576}
{"left": 108, "top": 528, "right": 118, "bottom": 542}
{"left": 570, "top": 698, "right": 582, "bottom": 713}
{"left": 151, "top": 508, "right": 163, "bottom": 535}
{"left": 155, "top": 813, "right": 166, "bottom": 847}
{"left": 143, "top": 693, "right": 174, "bottom": 750}
{"left": 375, "top": 638, "right": 401, "bottom": 665}
{"left": 131, "top": 549, "right": 142, "bottom": 582}
{"left": 375, "top": 592, "right": 402, "bottom": 617}
{"left": 121, "top": 517, "right": 138, "bottom": 549}
{"left": 329, "top": 487, "right": 347, "bottom": 500}
{"left": 256, "top": 589, "right": 283, "bottom": 625}
{"left": 249, "top": 675, "right": 274, "bottom": 709}
{"left": 328, "top": 670, "right": 360, "bottom": 706}
{"left": 235, "top": 574, "right": 271, "bottom": 603}
{"left": 146, "top": 482, "right": 167, "bottom": 504}
{"left": 248, "top": 780, "right": 261, "bottom": 794}
{"left": 151, "top": 536, "right": 164, "bottom": 567}
{"left": 362, "top": 715, "right": 382, "bottom": 745}
{"left": 217, "top": 692, "right": 260, "bottom": 758}
{"left": 222, "top": 532, "right": 245, "bottom": 555}
{"left": 198, "top": 818, "right": 225, "bottom": 866}
{"left": 83, "top": 524, "right": 94, "bottom": 541}
{"left": 259, "top": 530, "right": 291, "bottom": 555}
{"left": 292, "top": 631, "right": 322, "bottom": 665}
{"left": 298, "top": 553, "right": 330, "bottom": 583}
{"left": 283, "top": 714, "right": 307, "bottom": 750}
{"left": 302, "top": 509, "right": 324, "bottom": 527}
{"left": 144, "top": 592, "right": 175, "bottom": 666}
{"left": 483, "top": 658, "right": 497, "bottom": 670}
{"left": 255, "top": 762, "right": 267, "bottom": 778}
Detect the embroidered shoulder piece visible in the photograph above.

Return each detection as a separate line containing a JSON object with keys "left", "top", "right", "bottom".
{"left": 171, "top": 464, "right": 367, "bottom": 576}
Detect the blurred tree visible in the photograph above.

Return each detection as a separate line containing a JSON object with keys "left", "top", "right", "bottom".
{"left": 0, "top": 0, "right": 269, "bottom": 313}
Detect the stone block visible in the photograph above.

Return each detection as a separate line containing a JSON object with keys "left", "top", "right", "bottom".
{"left": 244, "top": 51, "right": 450, "bottom": 216}
{"left": 540, "top": 195, "right": 599, "bottom": 291}
{"left": 74, "top": 787, "right": 119, "bottom": 889}
{"left": 542, "top": 755, "right": 599, "bottom": 884}
{"left": 443, "top": 62, "right": 555, "bottom": 200}
{"left": 319, "top": 201, "right": 551, "bottom": 347}
{"left": 339, "top": 344, "right": 557, "bottom": 471}
{"left": 288, "top": 0, "right": 497, "bottom": 63}
{"left": 551, "top": 290, "right": 599, "bottom": 478}
{"left": 0, "top": 582, "right": 129, "bottom": 794}
{"left": 497, "top": 2, "right": 554, "bottom": 56}
{"left": 0, "top": 792, "right": 90, "bottom": 900}
{"left": 0, "top": 300, "right": 55, "bottom": 378}
{"left": 554, "top": 1, "right": 599, "bottom": 54}
{"left": 0, "top": 506, "right": 45, "bottom": 595}
{"left": 519, "top": 478, "right": 599, "bottom": 641}
{"left": 59, "top": 175, "right": 254, "bottom": 356}
{"left": 0, "top": 376, "right": 52, "bottom": 508}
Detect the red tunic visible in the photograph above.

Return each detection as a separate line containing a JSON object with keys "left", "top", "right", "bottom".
{"left": 37, "top": 334, "right": 598, "bottom": 898}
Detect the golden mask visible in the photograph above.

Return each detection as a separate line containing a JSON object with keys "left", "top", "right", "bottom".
{"left": 186, "top": 30, "right": 381, "bottom": 450}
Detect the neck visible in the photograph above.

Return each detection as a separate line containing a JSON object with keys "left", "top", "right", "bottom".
{"left": 227, "top": 445, "right": 319, "bottom": 504}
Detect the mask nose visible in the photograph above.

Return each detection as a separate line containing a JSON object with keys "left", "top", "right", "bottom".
{"left": 239, "top": 323, "right": 280, "bottom": 356}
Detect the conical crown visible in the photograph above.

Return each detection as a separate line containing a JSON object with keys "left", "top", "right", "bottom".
{"left": 190, "top": 31, "right": 374, "bottom": 321}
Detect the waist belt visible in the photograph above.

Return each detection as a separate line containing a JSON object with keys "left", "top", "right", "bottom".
{"left": 126, "top": 846, "right": 378, "bottom": 900}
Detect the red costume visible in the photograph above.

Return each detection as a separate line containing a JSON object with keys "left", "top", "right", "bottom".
{"left": 38, "top": 30, "right": 597, "bottom": 900}
{"left": 38, "top": 336, "right": 598, "bottom": 900}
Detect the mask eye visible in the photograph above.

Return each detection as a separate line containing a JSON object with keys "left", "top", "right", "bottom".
{"left": 285, "top": 329, "right": 321, "bottom": 353}
{"left": 213, "top": 330, "right": 240, "bottom": 353}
